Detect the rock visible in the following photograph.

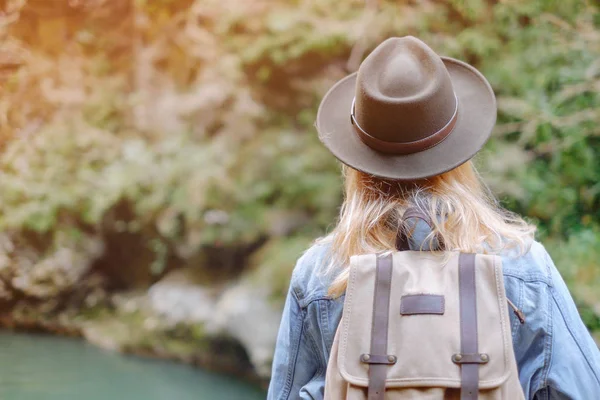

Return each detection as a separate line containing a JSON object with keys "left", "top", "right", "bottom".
{"left": 211, "top": 280, "right": 281, "bottom": 378}
{"left": 111, "top": 290, "right": 150, "bottom": 314}
{"left": 148, "top": 268, "right": 218, "bottom": 326}
{"left": 147, "top": 267, "right": 281, "bottom": 378}
{"left": 0, "top": 231, "right": 104, "bottom": 300}
{"left": 82, "top": 318, "right": 127, "bottom": 352}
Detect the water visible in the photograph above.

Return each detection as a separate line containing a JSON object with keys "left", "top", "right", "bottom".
{"left": 0, "top": 330, "right": 266, "bottom": 400}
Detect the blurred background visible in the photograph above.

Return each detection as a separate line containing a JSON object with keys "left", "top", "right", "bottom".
{"left": 0, "top": 0, "right": 598, "bottom": 398}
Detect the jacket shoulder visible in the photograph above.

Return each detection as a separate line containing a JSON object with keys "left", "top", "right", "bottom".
{"left": 289, "top": 239, "right": 554, "bottom": 306}
{"left": 500, "top": 240, "right": 553, "bottom": 286}
{"left": 290, "top": 241, "right": 336, "bottom": 308}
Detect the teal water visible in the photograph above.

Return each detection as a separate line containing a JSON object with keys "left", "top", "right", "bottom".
{"left": 0, "top": 330, "right": 265, "bottom": 400}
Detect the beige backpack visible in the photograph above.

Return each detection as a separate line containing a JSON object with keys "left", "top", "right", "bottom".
{"left": 324, "top": 211, "right": 525, "bottom": 400}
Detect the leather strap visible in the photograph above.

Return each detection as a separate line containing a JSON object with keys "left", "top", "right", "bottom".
{"left": 458, "top": 253, "right": 479, "bottom": 400}
{"left": 396, "top": 207, "right": 444, "bottom": 251}
{"left": 452, "top": 353, "right": 488, "bottom": 364}
{"left": 368, "top": 254, "right": 393, "bottom": 400}
{"left": 351, "top": 96, "right": 459, "bottom": 155}
{"left": 360, "top": 354, "right": 397, "bottom": 364}
{"left": 396, "top": 208, "right": 431, "bottom": 251}
{"left": 400, "top": 294, "right": 445, "bottom": 315}
{"left": 402, "top": 208, "right": 434, "bottom": 228}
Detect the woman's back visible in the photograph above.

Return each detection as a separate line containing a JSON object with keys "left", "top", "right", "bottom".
{"left": 268, "top": 239, "right": 600, "bottom": 399}
{"left": 267, "top": 36, "right": 600, "bottom": 399}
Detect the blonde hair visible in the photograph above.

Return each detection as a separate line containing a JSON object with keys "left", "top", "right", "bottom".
{"left": 319, "top": 161, "right": 536, "bottom": 297}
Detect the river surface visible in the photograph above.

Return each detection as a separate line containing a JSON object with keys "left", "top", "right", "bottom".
{"left": 0, "top": 330, "right": 266, "bottom": 400}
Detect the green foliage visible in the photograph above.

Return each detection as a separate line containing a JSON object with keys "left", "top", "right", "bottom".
{"left": 474, "top": 1, "right": 600, "bottom": 237}
{"left": 580, "top": 303, "right": 600, "bottom": 333}
{"left": 545, "top": 227, "right": 600, "bottom": 312}
{"left": 248, "top": 235, "right": 317, "bottom": 302}
{"left": 0, "top": 0, "right": 598, "bottom": 321}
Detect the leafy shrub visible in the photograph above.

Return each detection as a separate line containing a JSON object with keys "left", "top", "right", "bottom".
{"left": 0, "top": 1, "right": 598, "bottom": 320}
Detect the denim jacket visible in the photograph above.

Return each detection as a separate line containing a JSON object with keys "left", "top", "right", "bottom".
{"left": 268, "top": 233, "right": 600, "bottom": 399}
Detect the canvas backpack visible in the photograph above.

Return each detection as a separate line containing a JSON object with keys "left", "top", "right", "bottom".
{"left": 324, "top": 209, "right": 525, "bottom": 400}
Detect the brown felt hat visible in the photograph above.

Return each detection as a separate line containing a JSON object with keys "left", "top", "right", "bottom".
{"left": 316, "top": 36, "right": 497, "bottom": 180}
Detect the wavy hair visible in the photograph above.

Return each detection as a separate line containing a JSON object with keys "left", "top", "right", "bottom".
{"left": 318, "top": 161, "right": 536, "bottom": 298}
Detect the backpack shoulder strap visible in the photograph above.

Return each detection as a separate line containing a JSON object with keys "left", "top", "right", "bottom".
{"left": 402, "top": 208, "right": 434, "bottom": 228}
{"left": 364, "top": 254, "right": 394, "bottom": 400}
{"left": 396, "top": 207, "right": 442, "bottom": 251}
{"left": 457, "top": 253, "right": 481, "bottom": 400}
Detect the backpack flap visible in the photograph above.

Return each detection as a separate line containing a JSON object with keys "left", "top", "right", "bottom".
{"left": 337, "top": 251, "right": 513, "bottom": 389}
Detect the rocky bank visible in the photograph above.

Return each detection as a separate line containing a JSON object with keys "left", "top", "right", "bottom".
{"left": 0, "top": 229, "right": 285, "bottom": 385}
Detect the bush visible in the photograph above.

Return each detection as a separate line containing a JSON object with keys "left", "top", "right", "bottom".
{"left": 0, "top": 0, "right": 598, "bottom": 318}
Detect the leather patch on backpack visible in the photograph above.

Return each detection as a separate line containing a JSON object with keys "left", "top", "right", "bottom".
{"left": 400, "top": 294, "right": 445, "bottom": 315}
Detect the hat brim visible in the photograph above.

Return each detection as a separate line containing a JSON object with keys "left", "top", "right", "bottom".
{"left": 315, "top": 57, "right": 497, "bottom": 180}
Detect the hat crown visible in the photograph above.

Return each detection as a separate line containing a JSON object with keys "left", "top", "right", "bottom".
{"left": 354, "top": 37, "right": 457, "bottom": 144}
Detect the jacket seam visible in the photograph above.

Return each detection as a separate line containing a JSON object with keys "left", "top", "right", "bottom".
{"left": 298, "top": 295, "right": 334, "bottom": 309}
{"left": 534, "top": 387, "right": 550, "bottom": 400}
{"left": 280, "top": 291, "right": 305, "bottom": 400}
{"left": 502, "top": 272, "right": 551, "bottom": 285}
{"left": 319, "top": 299, "right": 332, "bottom": 360}
{"left": 291, "top": 284, "right": 305, "bottom": 308}
{"left": 540, "top": 284, "right": 553, "bottom": 391}
{"left": 544, "top": 248, "right": 600, "bottom": 389}
{"left": 305, "top": 301, "right": 327, "bottom": 388}
{"left": 540, "top": 251, "right": 553, "bottom": 391}
{"left": 307, "top": 320, "right": 326, "bottom": 379}
{"left": 550, "top": 287, "right": 600, "bottom": 388}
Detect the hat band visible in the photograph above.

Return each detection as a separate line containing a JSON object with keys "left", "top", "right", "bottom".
{"left": 350, "top": 96, "right": 459, "bottom": 155}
